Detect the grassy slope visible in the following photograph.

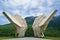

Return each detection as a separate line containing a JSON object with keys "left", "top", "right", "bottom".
{"left": 0, "top": 36, "right": 59, "bottom": 40}
{"left": 0, "top": 24, "right": 60, "bottom": 40}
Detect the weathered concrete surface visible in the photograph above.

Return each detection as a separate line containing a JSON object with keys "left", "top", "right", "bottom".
{"left": 3, "top": 12, "right": 27, "bottom": 37}
{"left": 32, "top": 9, "right": 57, "bottom": 38}
{"left": 4, "top": 37, "right": 51, "bottom": 40}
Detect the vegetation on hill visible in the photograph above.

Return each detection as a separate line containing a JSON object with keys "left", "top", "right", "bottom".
{"left": 0, "top": 15, "right": 60, "bottom": 37}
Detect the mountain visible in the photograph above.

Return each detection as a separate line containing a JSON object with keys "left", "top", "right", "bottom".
{"left": 25, "top": 15, "right": 60, "bottom": 28}
{"left": 25, "top": 16, "right": 36, "bottom": 24}
{"left": 25, "top": 15, "right": 60, "bottom": 37}
{"left": 47, "top": 15, "right": 60, "bottom": 28}
{"left": 0, "top": 15, "right": 60, "bottom": 37}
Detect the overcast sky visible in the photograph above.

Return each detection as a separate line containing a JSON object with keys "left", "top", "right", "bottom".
{"left": 0, "top": 0, "right": 60, "bottom": 25}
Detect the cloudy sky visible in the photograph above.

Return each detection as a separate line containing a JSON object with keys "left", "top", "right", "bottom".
{"left": 0, "top": 0, "right": 60, "bottom": 25}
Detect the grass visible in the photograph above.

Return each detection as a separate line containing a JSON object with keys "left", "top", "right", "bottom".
{"left": 0, "top": 37, "right": 14, "bottom": 40}
{"left": 0, "top": 36, "right": 59, "bottom": 40}
{"left": 44, "top": 36, "right": 60, "bottom": 40}
{"left": 0, "top": 24, "right": 60, "bottom": 40}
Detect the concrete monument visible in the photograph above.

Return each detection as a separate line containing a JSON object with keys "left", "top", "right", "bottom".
{"left": 3, "top": 12, "right": 27, "bottom": 37}
{"left": 32, "top": 9, "right": 57, "bottom": 38}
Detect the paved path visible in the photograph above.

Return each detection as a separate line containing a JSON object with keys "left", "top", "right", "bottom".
{"left": 4, "top": 37, "right": 51, "bottom": 40}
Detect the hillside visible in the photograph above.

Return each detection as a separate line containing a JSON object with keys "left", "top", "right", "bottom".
{"left": 0, "top": 15, "right": 60, "bottom": 37}
{"left": 25, "top": 15, "right": 60, "bottom": 28}
{"left": 25, "top": 15, "right": 60, "bottom": 37}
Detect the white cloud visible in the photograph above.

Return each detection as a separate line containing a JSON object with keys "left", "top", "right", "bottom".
{"left": 9, "top": 10, "right": 27, "bottom": 18}
{"left": 0, "top": 10, "right": 3, "bottom": 16}
{"left": 10, "top": 10, "right": 21, "bottom": 15}
{"left": 0, "top": 0, "right": 57, "bottom": 17}
{"left": 0, "top": 0, "right": 60, "bottom": 25}
{"left": 3, "top": 0, "right": 30, "bottom": 8}
{"left": 1, "top": 0, "right": 54, "bottom": 13}
{"left": 0, "top": 17, "right": 10, "bottom": 25}
{"left": 30, "top": 0, "right": 39, "bottom": 8}
{"left": 47, "top": 0, "right": 53, "bottom": 6}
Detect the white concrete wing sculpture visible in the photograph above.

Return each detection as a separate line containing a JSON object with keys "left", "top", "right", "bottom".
{"left": 32, "top": 9, "right": 57, "bottom": 38}
{"left": 3, "top": 12, "right": 27, "bottom": 37}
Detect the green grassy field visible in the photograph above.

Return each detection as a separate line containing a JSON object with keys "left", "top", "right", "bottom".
{"left": 44, "top": 36, "right": 60, "bottom": 40}
{"left": 0, "top": 37, "right": 14, "bottom": 40}
{"left": 0, "top": 36, "right": 60, "bottom": 40}
{"left": 0, "top": 24, "right": 60, "bottom": 40}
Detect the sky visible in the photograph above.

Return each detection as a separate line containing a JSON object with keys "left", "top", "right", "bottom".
{"left": 0, "top": 0, "right": 60, "bottom": 25}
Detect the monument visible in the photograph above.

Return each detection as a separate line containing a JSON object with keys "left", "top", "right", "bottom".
{"left": 32, "top": 9, "right": 57, "bottom": 38}
{"left": 2, "top": 9, "right": 57, "bottom": 38}
{"left": 3, "top": 12, "right": 27, "bottom": 37}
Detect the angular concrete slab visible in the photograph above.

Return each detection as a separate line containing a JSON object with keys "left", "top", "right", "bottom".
{"left": 2, "top": 12, "right": 27, "bottom": 37}
{"left": 32, "top": 9, "right": 57, "bottom": 38}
